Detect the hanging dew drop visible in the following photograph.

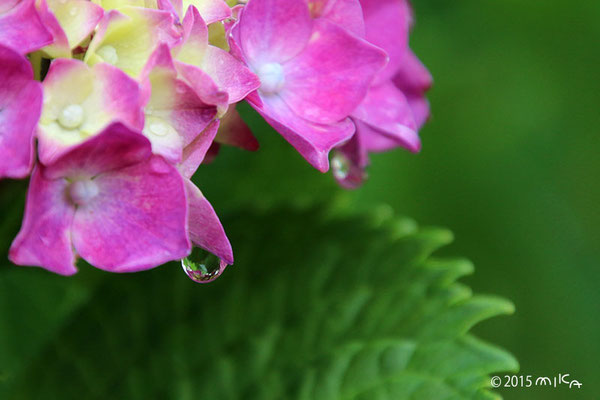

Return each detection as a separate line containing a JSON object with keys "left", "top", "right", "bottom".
{"left": 331, "top": 151, "right": 350, "bottom": 180}
{"left": 330, "top": 150, "right": 365, "bottom": 189}
{"left": 181, "top": 247, "right": 227, "bottom": 283}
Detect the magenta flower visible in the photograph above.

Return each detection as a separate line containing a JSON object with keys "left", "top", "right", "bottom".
{"left": 140, "top": 43, "right": 218, "bottom": 163}
{"left": 0, "top": 44, "right": 43, "bottom": 179}
{"left": 230, "top": 0, "right": 387, "bottom": 172}
{"left": 37, "top": 58, "right": 144, "bottom": 165}
{"left": 0, "top": 0, "right": 52, "bottom": 54}
{"left": 333, "top": 0, "right": 432, "bottom": 187}
{"left": 10, "top": 123, "right": 191, "bottom": 275}
{"left": 0, "top": 0, "right": 431, "bottom": 280}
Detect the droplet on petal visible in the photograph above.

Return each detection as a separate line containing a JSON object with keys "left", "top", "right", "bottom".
{"left": 257, "top": 62, "right": 285, "bottom": 95}
{"left": 149, "top": 121, "right": 172, "bottom": 137}
{"left": 331, "top": 151, "right": 350, "bottom": 180}
{"left": 58, "top": 104, "right": 84, "bottom": 129}
{"left": 68, "top": 179, "right": 99, "bottom": 206}
{"left": 96, "top": 45, "right": 118, "bottom": 65}
{"left": 181, "top": 247, "right": 227, "bottom": 283}
{"left": 144, "top": 115, "right": 178, "bottom": 138}
{"left": 330, "top": 150, "right": 366, "bottom": 189}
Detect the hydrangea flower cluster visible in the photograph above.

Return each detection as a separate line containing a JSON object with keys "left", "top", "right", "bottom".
{"left": 0, "top": 0, "right": 430, "bottom": 278}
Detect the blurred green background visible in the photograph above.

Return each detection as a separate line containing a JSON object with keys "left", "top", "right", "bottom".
{"left": 196, "top": 0, "right": 600, "bottom": 398}
{"left": 1, "top": 0, "right": 598, "bottom": 398}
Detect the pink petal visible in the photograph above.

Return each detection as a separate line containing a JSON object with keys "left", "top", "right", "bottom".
{"left": 356, "top": 119, "right": 408, "bottom": 153}
{"left": 9, "top": 166, "right": 77, "bottom": 275}
{"left": 250, "top": 95, "right": 355, "bottom": 172}
{"left": 280, "top": 19, "right": 387, "bottom": 124}
{"left": 176, "top": 62, "right": 230, "bottom": 111}
{"left": 179, "top": 119, "right": 220, "bottom": 179}
{"left": 71, "top": 156, "right": 191, "bottom": 272}
{"left": 178, "top": 7, "right": 259, "bottom": 104}
{"left": 174, "top": 0, "right": 231, "bottom": 24}
{"left": 0, "top": 0, "right": 53, "bottom": 54}
{"left": 192, "top": 0, "right": 231, "bottom": 24}
{"left": 44, "top": 123, "right": 152, "bottom": 180}
{"left": 180, "top": 5, "right": 209, "bottom": 54}
{"left": 360, "top": 0, "right": 411, "bottom": 83}
{"left": 184, "top": 179, "right": 233, "bottom": 264}
{"left": 239, "top": 0, "right": 313, "bottom": 65}
{"left": 200, "top": 46, "right": 260, "bottom": 103}
{"left": 351, "top": 81, "right": 420, "bottom": 153}
{"left": 157, "top": 0, "right": 180, "bottom": 19}
{"left": 47, "top": 0, "right": 104, "bottom": 49}
{"left": 142, "top": 44, "right": 217, "bottom": 163}
{"left": 169, "top": 91, "right": 217, "bottom": 145}
{"left": 36, "top": 0, "right": 71, "bottom": 58}
{"left": 0, "top": 45, "right": 41, "bottom": 179}
{"left": 393, "top": 50, "right": 433, "bottom": 128}
{"left": 93, "top": 62, "right": 145, "bottom": 130}
{"left": 309, "top": 0, "right": 365, "bottom": 37}
{"left": 215, "top": 107, "right": 259, "bottom": 151}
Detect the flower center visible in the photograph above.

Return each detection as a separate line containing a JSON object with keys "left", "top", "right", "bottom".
{"left": 58, "top": 104, "right": 84, "bottom": 129}
{"left": 257, "top": 63, "right": 285, "bottom": 95}
{"left": 68, "top": 179, "right": 99, "bottom": 206}
{"left": 97, "top": 45, "right": 119, "bottom": 64}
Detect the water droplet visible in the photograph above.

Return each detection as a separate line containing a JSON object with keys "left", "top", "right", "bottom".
{"left": 96, "top": 45, "right": 118, "bottom": 64}
{"left": 144, "top": 115, "right": 177, "bottom": 138}
{"left": 58, "top": 104, "right": 84, "bottom": 129}
{"left": 331, "top": 150, "right": 365, "bottom": 189}
{"left": 331, "top": 151, "right": 350, "bottom": 180}
{"left": 149, "top": 122, "right": 170, "bottom": 136}
{"left": 181, "top": 247, "right": 227, "bottom": 283}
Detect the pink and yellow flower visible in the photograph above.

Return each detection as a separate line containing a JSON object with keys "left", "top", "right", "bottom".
{"left": 0, "top": 0, "right": 431, "bottom": 277}
{"left": 38, "top": 0, "right": 104, "bottom": 58}
{"left": 37, "top": 58, "right": 144, "bottom": 164}
{"left": 10, "top": 124, "right": 191, "bottom": 275}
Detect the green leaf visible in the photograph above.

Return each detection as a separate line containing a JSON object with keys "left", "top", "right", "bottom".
{"left": 0, "top": 207, "right": 517, "bottom": 399}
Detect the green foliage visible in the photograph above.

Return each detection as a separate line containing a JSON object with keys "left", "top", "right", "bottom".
{"left": 0, "top": 206, "right": 516, "bottom": 399}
